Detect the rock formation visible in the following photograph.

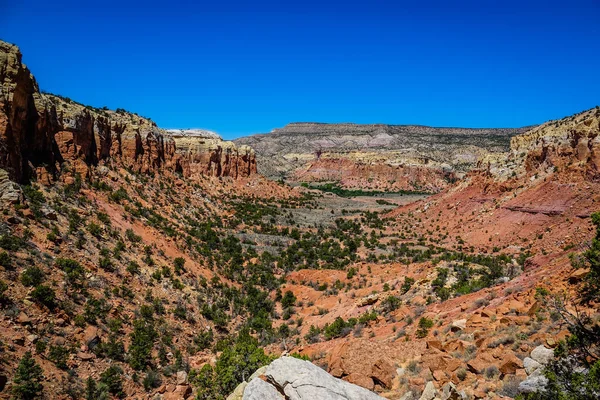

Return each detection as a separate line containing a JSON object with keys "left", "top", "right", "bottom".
{"left": 234, "top": 122, "right": 530, "bottom": 191}
{"left": 0, "top": 40, "right": 256, "bottom": 184}
{"left": 232, "top": 356, "right": 385, "bottom": 400}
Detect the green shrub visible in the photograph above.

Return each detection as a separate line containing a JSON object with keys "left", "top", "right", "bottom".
{"left": 48, "top": 345, "right": 70, "bottom": 369}
{"left": 143, "top": 369, "right": 162, "bottom": 391}
{"left": 400, "top": 277, "right": 415, "bottom": 294}
{"left": 87, "top": 222, "right": 102, "bottom": 238}
{"left": 55, "top": 258, "right": 85, "bottom": 287}
{"left": 416, "top": 317, "right": 434, "bottom": 338}
{"left": 20, "top": 266, "right": 45, "bottom": 287}
{"left": 127, "top": 261, "right": 140, "bottom": 275}
{"left": 0, "top": 250, "right": 12, "bottom": 268}
{"left": 174, "top": 257, "right": 185, "bottom": 274}
{"left": 125, "top": 228, "right": 142, "bottom": 243}
{"left": 12, "top": 351, "right": 43, "bottom": 399}
{"left": 128, "top": 317, "right": 157, "bottom": 370}
{"left": 30, "top": 285, "right": 56, "bottom": 309}
{"left": 281, "top": 290, "right": 297, "bottom": 308}
{"left": 99, "top": 365, "right": 124, "bottom": 398}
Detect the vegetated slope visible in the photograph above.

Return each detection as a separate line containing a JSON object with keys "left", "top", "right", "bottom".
{"left": 259, "top": 107, "right": 600, "bottom": 399}
{"left": 234, "top": 122, "right": 531, "bottom": 192}
{"left": 1, "top": 37, "right": 599, "bottom": 400}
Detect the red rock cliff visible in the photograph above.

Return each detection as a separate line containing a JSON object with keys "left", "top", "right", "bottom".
{"left": 0, "top": 40, "right": 257, "bottom": 183}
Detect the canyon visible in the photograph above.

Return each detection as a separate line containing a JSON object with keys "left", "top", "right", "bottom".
{"left": 0, "top": 38, "right": 599, "bottom": 400}
{"left": 234, "top": 122, "right": 530, "bottom": 192}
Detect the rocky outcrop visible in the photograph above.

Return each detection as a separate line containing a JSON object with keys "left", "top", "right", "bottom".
{"left": 168, "top": 131, "right": 257, "bottom": 179}
{"left": 234, "top": 122, "right": 529, "bottom": 191}
{"left": 0, "top": 40, "right": 256, "bottom": 183}
{"left": 0, "top": 41, "right": 62, "bottom": 183}
{"left": 233, "top": 357, "right": 385, "bottom": 400}
{"left": 327, "top": 340, "right": 398, "bottom": 390}
{"left": 480, "top": 107, "right": 600, "bottom": 180}
{"left": 0, "top": 168, "right": 22, "bottom": 206}
{"left": 519, "top": 346, "right": 554, "bottom": 394}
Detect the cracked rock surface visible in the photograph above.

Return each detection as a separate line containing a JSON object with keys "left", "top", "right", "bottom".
{"left": 241, "top": 356, "right": 385, "bottom": 400}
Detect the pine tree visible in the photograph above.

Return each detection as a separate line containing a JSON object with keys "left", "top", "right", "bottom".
{"left": 12, "top": 351, "right": 43, "bottom": 400}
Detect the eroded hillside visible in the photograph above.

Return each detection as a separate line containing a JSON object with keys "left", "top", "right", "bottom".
{"left": 0, "top": 38, "right": 599, "bottom": 400}
{"left": 234, "top": 122, "right": 530, "bottom": 192}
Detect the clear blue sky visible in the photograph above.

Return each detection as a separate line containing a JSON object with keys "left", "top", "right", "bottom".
{"left": 1, "top": 0, "right": 599, "bottom": 139}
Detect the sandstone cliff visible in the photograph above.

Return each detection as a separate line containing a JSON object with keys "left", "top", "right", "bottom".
{"left": 476, "top": 107, "right": 600, "bottom": 180}
{"left": 235, "top": 122, "right": 529, "bottom": 192}
{"left": 0, "top": 40, "right": 256, "bottom": 184}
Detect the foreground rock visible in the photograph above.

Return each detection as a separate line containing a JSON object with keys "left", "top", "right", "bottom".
{"left": 233, "top": 356, "right": 385, "bottom": 400}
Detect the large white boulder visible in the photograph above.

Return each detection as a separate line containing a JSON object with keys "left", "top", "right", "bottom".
{"left": 241, "top": 356, "right": 385, "bottom": 400}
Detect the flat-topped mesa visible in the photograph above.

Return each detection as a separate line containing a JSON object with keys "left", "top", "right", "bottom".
{"left": 235, "top": 121, "right": 529, "bottom": 192}
{"left": 0, "top": 40, "right": 256, "bottom": 183}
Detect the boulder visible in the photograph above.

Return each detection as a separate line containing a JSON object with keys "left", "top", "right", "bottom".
{"left": 344, "top": 373, "right": 375, "bottom": 391}
{"left": 244, "top": 356, "right": 385, "bottom": 400}
{"left": 499, "top": 356, "right": 523, "bottom": 375}
{"left": 518, "top": 369, "right": 548, "bottom": 393}
{"left": 530, "top": 345, "right": 554, "bottom": 365}
{"left": 244, "top": 378, "right": 284, "bottom": 400}
{"left": 419, "top": 381, "right": 438, "bottom": 400}
{"left": 83, "top": 326, "right": 100, "bottom": 349}
{"left": 523, "top": 357, "right": 542, "bottom": 375}
{"left": 371, "top": 358, "right": 396, "bottom": 388}
{"left": 450, "top": 319, "right": 466, "bottom": 332}
{"left": 176, "top": 371, "right": 188, "bottom": 385}
{"left": 441, "top": 382, "right": 466, "bottom": 400}
{"left": 0, "top": 169, "right": 23, "bottom": 206}
{"left": 227, "top": 381, "right": 247, "bottom": 400}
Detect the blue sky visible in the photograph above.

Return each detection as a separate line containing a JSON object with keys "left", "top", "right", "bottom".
{"left": 1, "top": 0, "right": 599, "bottom": 139}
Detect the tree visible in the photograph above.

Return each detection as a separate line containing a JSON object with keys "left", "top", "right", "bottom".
{"left": 281, "top": 290, "right": 297, "bottom": 308}
{"left": 128, "top": 317, "right": 157, "bottom": 370}
{"left": 99, "top": 365, "right": 124, "bottom": 398}
{"left": 12, "top": 351, "right": 43, "bottom": 399}
{"left": 519, "top": 212, "right": 600, "bottom": 399}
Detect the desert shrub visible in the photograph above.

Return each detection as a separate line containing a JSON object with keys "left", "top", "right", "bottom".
{"left": 381, "top": 295, "right": 402, "bottom": 313}
{"left": 125, "top": 228, "right": 142, "bottom": 243}
{"left": 128, "top": 317, "right": 157, "bottom": 370}
{"left": 48, "top": 345, "right": 70, "bottom": 369}
{"left": 416, "top": 317, "right": 434, "bottom": 338}
{"left": 87, "top": 222, "right": 102, "bottom": 238}
{"left": 30, "top": 285, "right": 56, "bottom": 309}
{"left": 281, "top": 290, "right": 297, "bottom": 308}
{"left": 126, "top": 260, "right": 140, "bottom": 275}
{"left": 485, "top": 365, "right": 499, "bottom": 379}
{"left": 0, "top": 232, "right": 26, "bottom": 251}
{"left": 109, "top": 187, "right": 130, "bottom": 204}
{"left": 143, "top": 369, "right": 162, "bottom": 391}
{"left": 401, "top": 277, "right": 415, "bottom": 294}
{"left": 304, "top": 325, "right": 322, "bottom": 343}
{"left": 0, "top": 250, "right": 11, "bottom": 268}
{"left": 519, "top": 212, "right": 600, "bottom": 399}
{"left": 174, "top": 257, "right": 186, "bottom": 274}
{"left": 193, "top": 329, "right": 214, "bottom": 352}
{"left": 20, "top": 266, "right": 45, "bottom": 287}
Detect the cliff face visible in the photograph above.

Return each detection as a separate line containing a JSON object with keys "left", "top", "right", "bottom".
{"left": 234, "top": 122, "right": 529, "bottom": 192}
{"left": 475, "top": 107, "right": 600, "bottom": 181}
{"left": 0, "top": 41, "right": 62, "bottom": 183}
{"left": 0, "top": 41, "right": 256, "bottom": 184}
